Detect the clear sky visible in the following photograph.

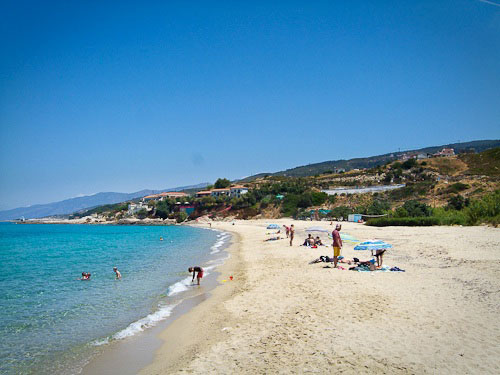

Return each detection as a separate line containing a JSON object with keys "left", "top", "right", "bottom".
{"left": 1, "top": 0, "right": 499, "bottom": 209}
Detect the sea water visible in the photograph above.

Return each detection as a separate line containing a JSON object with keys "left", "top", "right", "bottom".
{"left": 0, "top": 223, "right": 230, "bottom": 374}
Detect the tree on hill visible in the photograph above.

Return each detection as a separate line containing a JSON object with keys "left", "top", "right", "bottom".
{"left": 214, "top": 178, "right": 231, "bottom": 188}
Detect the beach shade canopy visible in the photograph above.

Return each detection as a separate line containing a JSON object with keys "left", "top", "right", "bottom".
{"left": 306, "top": 226, "right": 329, "bottom": 233}
{"left": 340, "top": 233, "right": 360, "bottom": 243}
{"left": 354, "top": 240, "right": 393, "bottom": 251}
{"left": 267, "top": 224, "right": 280, "bottom": 229}
{"left": 327, "top": 232, "right": 360, "bottom": 243}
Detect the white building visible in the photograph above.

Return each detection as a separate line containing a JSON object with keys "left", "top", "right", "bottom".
{"left": 211, "top": 188, "right": 231, "bottom": 197}
{"left": 230, "top": 185, "right": 249, "bottom": 198}
{"left": 433, "top": 148, "right": 455, "bottom": 157}
{"left": 128, "top": 202, "right": 150, "bottom": 215}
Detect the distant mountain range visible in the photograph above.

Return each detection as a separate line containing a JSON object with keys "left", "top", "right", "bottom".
{"left": 0, "top": 183, "right": 209, "bottom": 221}
{"left": 239, "top": 139, "right": 500, "bottom": 180}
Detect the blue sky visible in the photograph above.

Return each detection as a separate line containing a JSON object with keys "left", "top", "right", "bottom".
{"left": 1, "top": 0, "right": 499, "bottom": 209}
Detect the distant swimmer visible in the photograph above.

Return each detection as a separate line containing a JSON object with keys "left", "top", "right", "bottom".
{"left": 113, "top": 267, "right": 121, "bottom": 279}
{"left": 160, "top": 237, "right": 163, "bottom": 241}
{"left": 188, "top": 266, "right": 204, "bottom": 285}
{"left": 80, "top": 272, "right": 91, "bottom": 280}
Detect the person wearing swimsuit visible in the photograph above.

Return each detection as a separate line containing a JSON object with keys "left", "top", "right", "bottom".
{"left": 188, "top": 266, "right": 204, "bottom": 285}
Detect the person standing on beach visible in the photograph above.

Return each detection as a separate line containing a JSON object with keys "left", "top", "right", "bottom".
{"left": 283, "top": 225, "right": 290, "bottom": 238}
{"left": 113, "top": 267, "right": 121, "bottom": 279}
{"left": 289, "top": 224, "right": 295, "bottom": 246}
{"left": 332, "top": 224, "right": 343, "bottom": 268}
{"left": 188, "top": 266, "right": 204, "bottom": 285}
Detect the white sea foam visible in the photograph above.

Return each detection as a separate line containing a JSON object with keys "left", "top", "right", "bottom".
{"left": 91, "top": 338, "right": 109, "bottom": 346}
{"left": 166, "top": 276, "right": 193, "bottom": 296}
{"left": 111, "top": 301, "right": 180, "bottom": 341}
{"left": 210, "top": 231, "right": 230, "bottom": 254}
{"left": 167, "top": 266, "right": 218, "bottom": 296}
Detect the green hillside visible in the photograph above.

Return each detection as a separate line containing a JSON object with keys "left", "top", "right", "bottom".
{"left": 240, "top": 140, "right": 500, "bottom": 180}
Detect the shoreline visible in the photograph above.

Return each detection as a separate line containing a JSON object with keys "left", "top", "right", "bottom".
{"left": 138, "top": 223, "right": 244, "bottom": 374}
{"left": 78, "top": 224, "right": 234, "bottom": 375}
{"left": 140, "top": 219, "right": 500, "bottom": 374}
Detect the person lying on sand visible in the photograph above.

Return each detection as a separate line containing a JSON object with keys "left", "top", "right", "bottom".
{"left": 188, "top": 266, "right": 204, "bottom": 285}
{"left": 309, "top": 256, "right": 358, "bottom": 265}
{"left": 309, "top": 255, "right": 334, "bottom": 264}
{"left": 264, "top": 236, "right": 281, "bottom": 241}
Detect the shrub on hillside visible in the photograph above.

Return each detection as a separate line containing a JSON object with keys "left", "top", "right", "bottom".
{"left": 281, "top": 194, "right": 300, "bottom": 217}
{"left": 331, "top": 206, "right": 353, "bottom": 220}
{"left": 465, "top": 190, "right": 500, "bottom": 225}
{"left": 447, "top": 194, "right": 469, "bottom": 211}
{"left": 366, "top": 217, "right": 439, "bottom": 227}
{"left": 311, "top": 191, "right": 328, "bottom": 206}
{"left": 402, "top": 158, "right": 417, "bottom": 170}
{"left": 432, "top": 207, "right": 467, "bottom": 225}
{"left": 173, "top": 212, "right": 188, "bottom": 223}
{"left": 446, "top": 182, "right": 470, "bottom": 194}
{"left": 359, "top": 200, "right": 391, "bottom": 215}
{"left": 214, "top": 178, "right": 231, "bottom": 188}
{"left": 136, "top": 209, "right": 148, "bottom": 219}
{"left": 397, "top": 200, "right": 432, "bottom": 217}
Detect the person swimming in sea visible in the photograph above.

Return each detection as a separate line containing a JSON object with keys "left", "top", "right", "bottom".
{"left": 188, "top": 266, "right": 204, "bottom": 285}
{"left": 113, "top": 267, "right": 121, "bottom": 279}
{"left": 80, "top": 272, "right": 91, "bottom": 280}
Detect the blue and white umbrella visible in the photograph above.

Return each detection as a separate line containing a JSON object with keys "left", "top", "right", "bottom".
{"left": 267, "top": 224, "right": 280, "bottom": 229}
{"left": 354, "top": 240, "right": 393, "bottom": 251}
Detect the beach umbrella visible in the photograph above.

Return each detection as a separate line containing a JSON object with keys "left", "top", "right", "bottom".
{"left": 305, "top": 226, "right": 329, "bottom": 233}
{"left": 327, "top": 232, "right": 360, "bottom": 243}
{"left": 267, "top": 224, "right": 280, "bottom": 229}
{"left": 340, "top": 233, "right": 360, "bottom": 243}
{"left": 354, "top": 240, "right": 393, "bottom": 251}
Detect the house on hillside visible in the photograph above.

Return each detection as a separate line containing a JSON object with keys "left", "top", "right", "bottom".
{"left": 230, "top": 185, "right": 249, "bottom": 198}
{"left": 142, "top": 192, "right": 188, "bottom": 202}
{"left": 196, "top": 191, "right": 212, "bottom": 198}
{"left": 433, "top": 148, "right": 455, "bottom": 157}
{"left": 142, "top": 194, "right": 161, "bottom": 202}
{"left": 211, "top": 188, "right": 231, "bottom": 197}
{"left": 158, "top": 192, "right": 188, "bottom": 199}
{"left": 128, "top": 202, "right": 150, "bottom": 215}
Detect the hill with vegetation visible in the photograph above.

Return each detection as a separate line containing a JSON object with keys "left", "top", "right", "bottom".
{"left": 74, "top": 147, "right": 500, "bottom": 227}
{"left": 240, "top": 139, "right": 500, "bottom": 180}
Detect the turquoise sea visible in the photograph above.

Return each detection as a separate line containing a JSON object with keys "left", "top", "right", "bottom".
{"left": 0, "top": 223, "right": 229, "bottom": 375}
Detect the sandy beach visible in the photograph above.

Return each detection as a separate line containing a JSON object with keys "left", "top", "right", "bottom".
{"left": 140, "top": 219, "right": 500, "bottom": 374}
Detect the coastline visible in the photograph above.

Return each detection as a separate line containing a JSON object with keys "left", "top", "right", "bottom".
{"left": 140, "top": 219, "right": 500, "bottom": 374}
{"left": 79, "top": 224, "right": 235, "bottom": 375}
{"left": 138, "top": 223, "right": 244, "bottom": 374}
